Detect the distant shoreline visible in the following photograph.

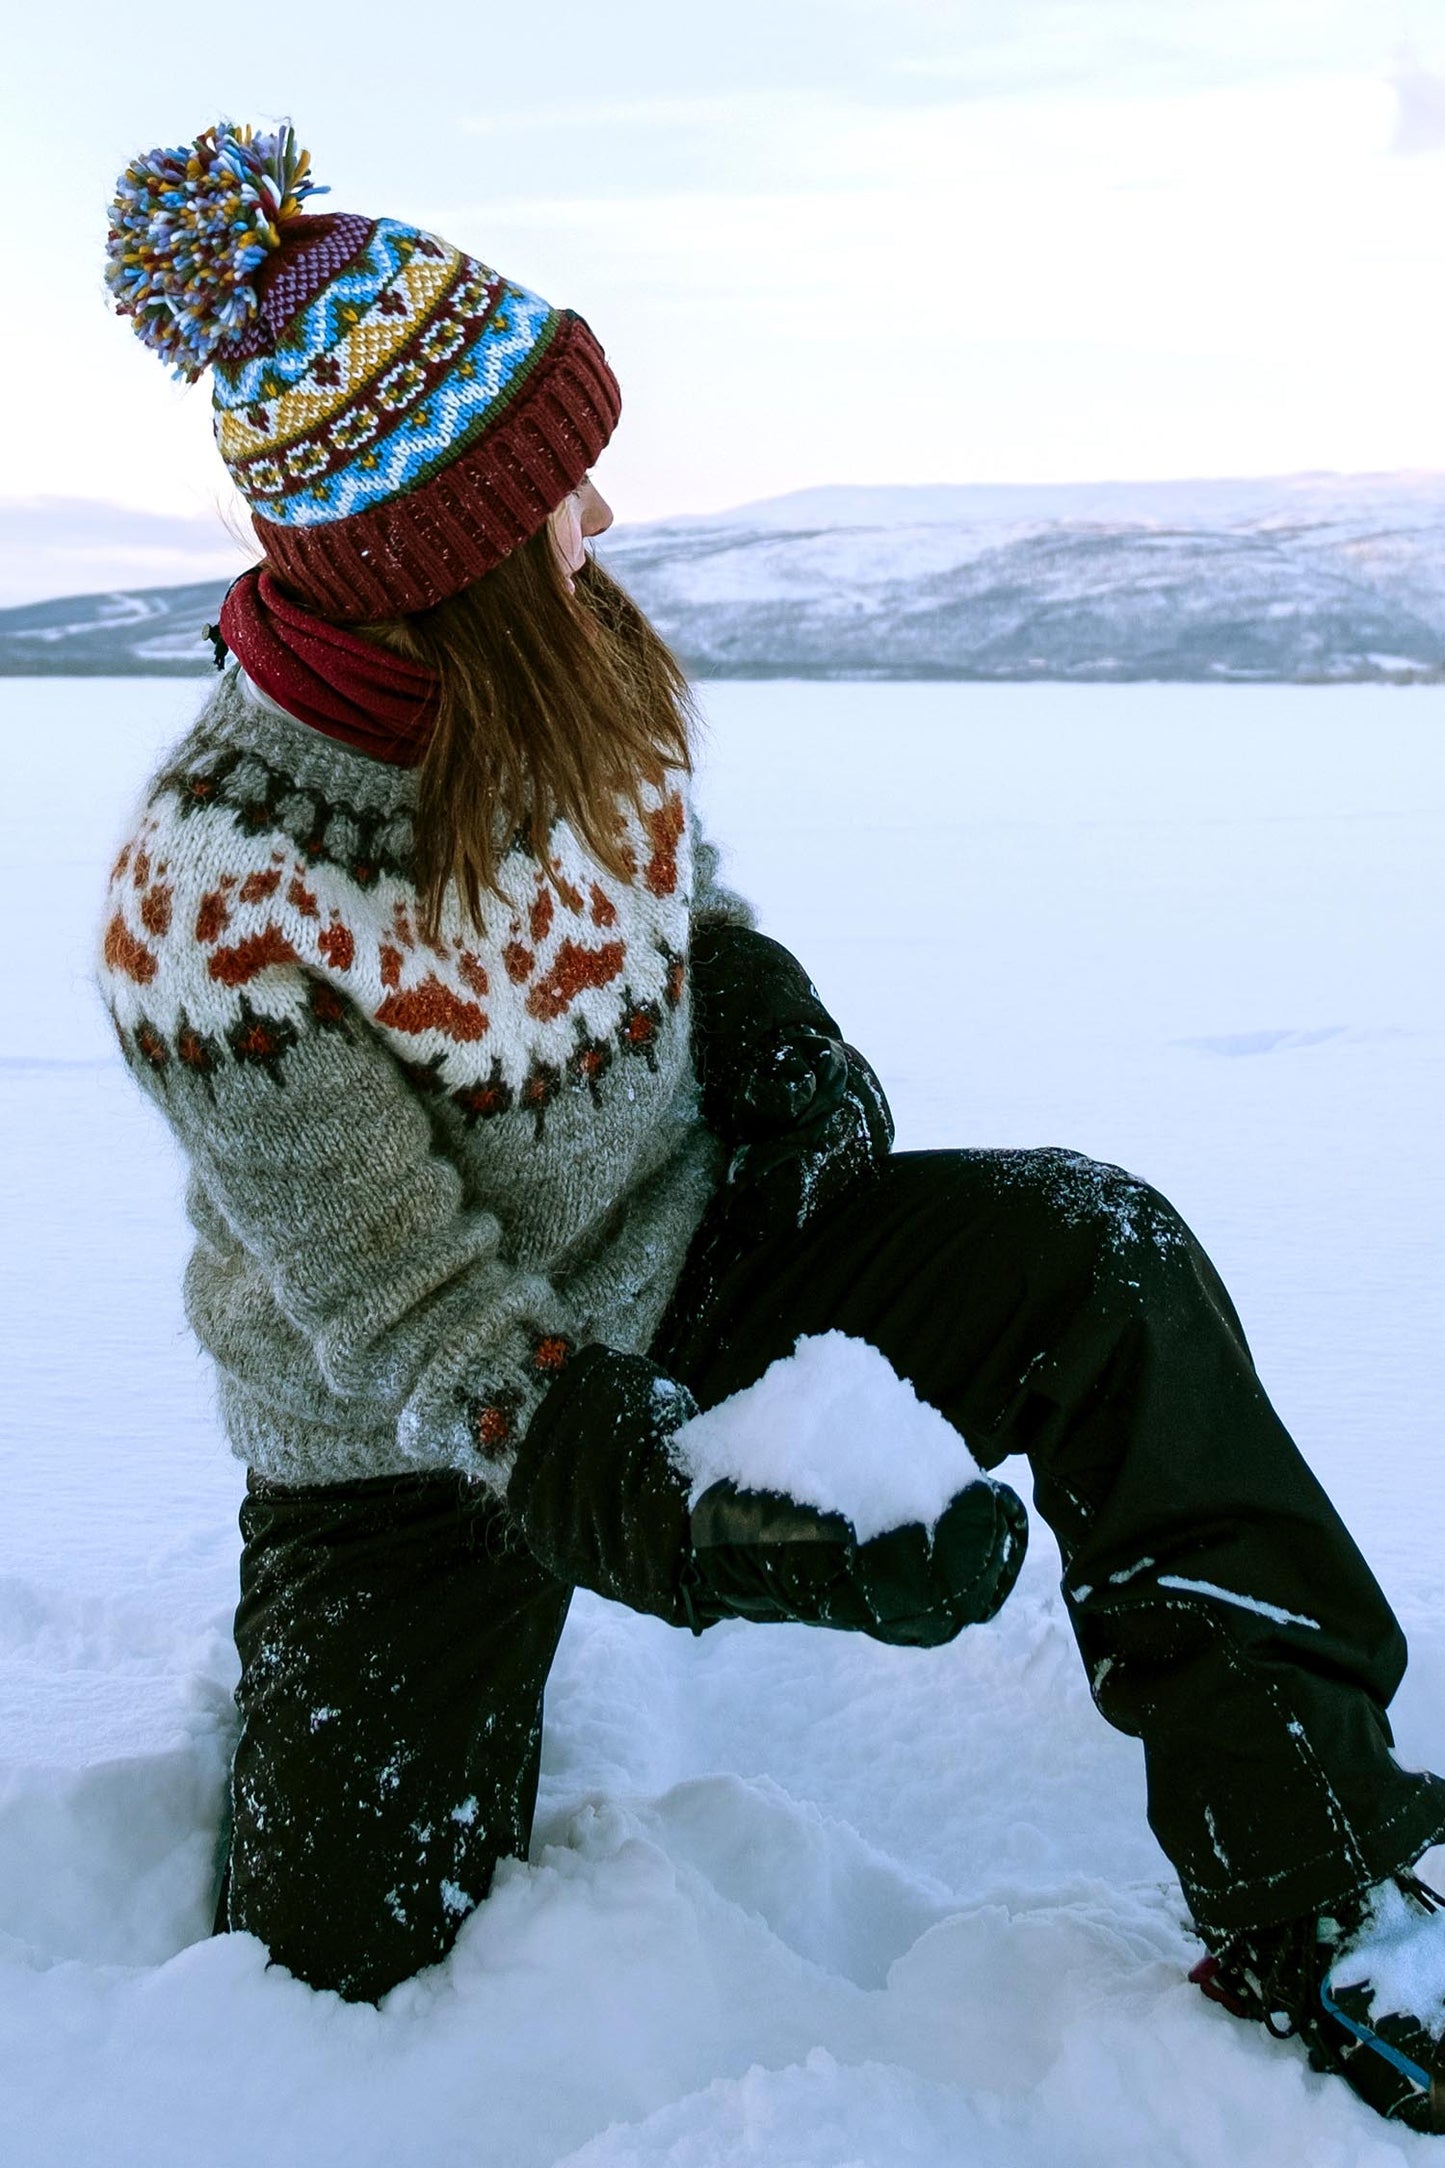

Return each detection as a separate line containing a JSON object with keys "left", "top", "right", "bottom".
{"left": 5, "top": 477, "right": 1444, "bottom": 683}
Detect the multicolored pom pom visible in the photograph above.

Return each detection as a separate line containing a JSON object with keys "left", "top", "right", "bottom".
{"left": 105, "top": 122, "right": 325, "bottom": 382}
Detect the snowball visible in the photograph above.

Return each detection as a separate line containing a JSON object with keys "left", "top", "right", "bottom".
{"left": 669, "top": 1331, "right": 987, "bottom": 1541}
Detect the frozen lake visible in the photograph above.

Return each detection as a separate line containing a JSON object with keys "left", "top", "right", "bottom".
{"left": 3, "top": 676, "right": 1444, "bottom": 2165}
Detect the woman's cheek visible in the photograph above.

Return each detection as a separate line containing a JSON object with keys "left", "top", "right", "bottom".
{"left": 553, "top": 500, "right": 585, "bottom": 573}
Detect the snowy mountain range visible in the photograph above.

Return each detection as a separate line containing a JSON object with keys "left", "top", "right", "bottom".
{"left": 3, "top": 474, "right": 1444, "bottom": 681}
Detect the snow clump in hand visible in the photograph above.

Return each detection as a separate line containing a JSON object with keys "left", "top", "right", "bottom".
{"left": 668, "top": 1330, "right": 989, "bottom": 1542}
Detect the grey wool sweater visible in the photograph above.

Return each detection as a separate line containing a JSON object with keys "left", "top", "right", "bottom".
{"left": 97, "top": 669, "right": 753, "bottom": 1491}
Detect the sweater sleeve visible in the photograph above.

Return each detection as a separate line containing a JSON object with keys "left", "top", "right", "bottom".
{"left": 118, "top": 963, "right": 578, "bottom": 1491}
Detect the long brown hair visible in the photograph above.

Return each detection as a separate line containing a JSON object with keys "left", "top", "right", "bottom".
{"left": 367, "top": 523, "right": 694, "bottom": 934}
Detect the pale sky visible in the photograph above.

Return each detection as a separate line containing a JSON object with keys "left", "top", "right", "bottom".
{"left": 7, "top": 0, "right": 1445, "bottom": 533}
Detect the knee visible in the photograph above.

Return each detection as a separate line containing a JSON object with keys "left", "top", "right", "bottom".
{"left": 994, "top": 1147, "right": 1191, "bottom": 1285}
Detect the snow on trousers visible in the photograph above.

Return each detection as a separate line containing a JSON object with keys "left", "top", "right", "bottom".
{"left": 219, "top": 1147, "right": 1445, "bottom": 1999}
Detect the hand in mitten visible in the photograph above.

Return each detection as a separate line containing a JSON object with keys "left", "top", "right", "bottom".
{"left": 684, "top": 1473, "right": 1028, "bottom": 1646}
{"left": 732, "top": 1025, "right": 850, "bottom": 1141}
{"left": 508, "top": 1345, "right": 1028, "bottom": 1647}
{"left": 688, "top": 925, "right": 893, "bottom": 1227}
{"left": 691, "top": 923, "right": 847, "bottom": 1146}
{"left": 508, "top": 1345, "right": 700, "bottom": 1625}
{"left": 724, "top": 1041, "right": 895, "bottom": 1241}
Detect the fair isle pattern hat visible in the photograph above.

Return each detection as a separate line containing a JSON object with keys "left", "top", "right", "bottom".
{"left": 105, "top": 124, "right": 621, "bottom": 621}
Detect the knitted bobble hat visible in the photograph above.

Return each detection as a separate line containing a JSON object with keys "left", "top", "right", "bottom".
{"left": 105, "top": 122, "right": 621, "bottom": 621}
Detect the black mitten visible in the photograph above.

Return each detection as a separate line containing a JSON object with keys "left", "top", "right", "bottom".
{"left": 727, "top": 1039, "right": 894, "bottom": 1202}
{"left": 734, "top": 1024, "right": 851, "bottom": 1141}
{"left": 509, "top": 1345, "right": 1029, "bottom": 1648}
{"left": 508, "top": 1346, "right": 700, "bottom": 1625}
{"left": 689, "top": 923, "right": 894, "bottom": 1235}
{"left": 691, "top": 922, "right": 847, "bottom": 1146}
{"left": 684, "top": 1476, "right": 1028, "bottom": 1646}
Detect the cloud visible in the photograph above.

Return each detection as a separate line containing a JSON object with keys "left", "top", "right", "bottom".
{"left": 1392, "top": 61, "right": 1445, "bottom": 154}
{"left": 455, "top": 88, "right": 863, "bottom": 203}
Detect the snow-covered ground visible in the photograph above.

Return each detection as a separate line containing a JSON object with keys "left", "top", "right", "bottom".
{"left": 3, "top": 676, "right": 1444, "bottom": 2165}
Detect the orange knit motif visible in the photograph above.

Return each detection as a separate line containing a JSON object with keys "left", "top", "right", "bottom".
{"left": 103, "top": 913, "right": 158, "bottom": 985}
{"left": 457, "top": 950, "right": 489, "bottom": 997}
{"left": 317, "top": 918, "right": 355, "bottom": 970}
{"left": 529, "top": 886, "right": 555, "bottom": 944}
{"left": 525, "top": 940, "right": 626, "bottom": 1024}
{"left": 208, "top": 926, "right": 302, "bottom": 988}
{"left": 643, "top": 793, "right": 684, "bottom": 898}
{"left": 375, "top": 977, "right": 489, "bottom": 1043}
{"left": 140, "top": 884, "right": 173, "bottom": 937}
{"left": 195, "top": 889, "right": 232, "bottom": 944}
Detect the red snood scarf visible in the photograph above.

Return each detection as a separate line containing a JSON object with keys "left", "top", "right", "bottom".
{"left": 217, "top": 567, "right": 439, "bottom": 768}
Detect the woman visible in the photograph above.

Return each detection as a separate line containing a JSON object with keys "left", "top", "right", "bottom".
{"left": 99, "top": 122, "right": 1445, "bottom": 2131}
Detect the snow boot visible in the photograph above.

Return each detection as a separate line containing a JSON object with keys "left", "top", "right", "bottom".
{"left": 509, "top": 1344, "right": 1028, "bottom": 1645}
{"left": 1191, "top": 1869, "right": 1445, "bottom": 2132}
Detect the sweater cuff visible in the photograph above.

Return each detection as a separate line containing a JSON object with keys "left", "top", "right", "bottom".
{"left": 397, "top": 1316, "right": 581, "bottom": 1493}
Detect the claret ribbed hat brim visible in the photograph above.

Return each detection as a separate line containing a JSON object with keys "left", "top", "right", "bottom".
{"left": 252, "top": 312, "right": 621, "bottom": 623}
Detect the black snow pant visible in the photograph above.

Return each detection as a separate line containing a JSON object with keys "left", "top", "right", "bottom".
{"left": 219, "top": 1148, "right": 1445, "bottom": 1999}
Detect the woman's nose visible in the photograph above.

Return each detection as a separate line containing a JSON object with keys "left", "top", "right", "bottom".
{"left": 579, "top": 480, "right": 614, "bottom": 539}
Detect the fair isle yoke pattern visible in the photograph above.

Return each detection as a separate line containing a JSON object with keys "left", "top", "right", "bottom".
{"left": 102, "top": 696, "right": 688, "bottom": 1114}
{"left": 97, "top": 673, "right": 748, "bottom": 1491}
{"left": 213, "top": 220, "right": 559, "bottom": 530}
